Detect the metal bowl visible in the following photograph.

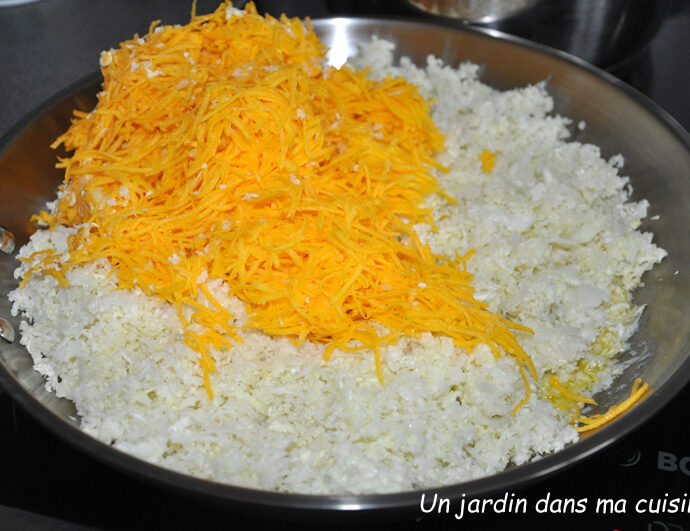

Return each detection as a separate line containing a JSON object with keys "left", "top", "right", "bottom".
{"left": 0, "top": 17, "right": 689, "bottom": 518}
{"left": 402, "top": 0, "right": 673, "bottom": 69}
{"left": 404, "top": 0, "right": 539, "bottom": 23}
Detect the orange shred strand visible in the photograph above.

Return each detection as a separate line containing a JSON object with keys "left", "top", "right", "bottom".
{"left": 573, "top": 378, "right": 649, "bottom": 433}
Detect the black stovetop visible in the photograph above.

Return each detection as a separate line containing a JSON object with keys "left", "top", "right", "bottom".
{"left": 1, "top": 1, "right": 688, "bottom": 529}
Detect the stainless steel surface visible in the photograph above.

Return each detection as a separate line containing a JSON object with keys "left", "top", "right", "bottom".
{"left": 0, "top": 0, "right": 44, "bottom": 6}
{"left": 0, "top": 18, "right": 689, "bottom": 515}
{"left": 406, "top": 0, "right": 538, "bottom": 22}
{"left": 0, "top": 226, "right": 14, "bottom": 254}
{"left": 403, "top": 0, "right": 673, "bottom": 68}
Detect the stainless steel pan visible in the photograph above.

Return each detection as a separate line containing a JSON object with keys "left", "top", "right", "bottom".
{"left": 0, "top": 17, "right": 688, "bottom": 517}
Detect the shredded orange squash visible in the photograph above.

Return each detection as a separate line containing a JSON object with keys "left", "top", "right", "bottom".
{"left": 25, "top": 1, "right": 535, "bottom": 399}
{"left": 548, "top": 375, "right": 597, "bottom": 423}
{"left": 479, "top": 148, "right": 496, "bottom": 173}
{"left": 550, "top": 375, "right": 650, "bottom": 433}
{"left": 575, "top": 378, "right": 649, "bottom": 433}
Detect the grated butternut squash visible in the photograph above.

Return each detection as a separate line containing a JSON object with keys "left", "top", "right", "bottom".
{"left": 27, "top": 2, "right": 535, "bottom": 399}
